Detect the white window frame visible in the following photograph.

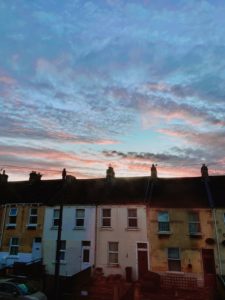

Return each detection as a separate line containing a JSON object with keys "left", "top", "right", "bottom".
{"left": 9, "top": 237, "right": 19, "bottom": 256}
{"left": 28, "top": 207, "right": 38, "bottom": 226}
{"left": 128, "top": 208, "right": 138, "bottom": 228}
{"left": 158, "top": 211, "right": 170, "bottom": 232}
{"left": 52, "top": 209, "right": 60, "bottom": 227}
{"left": 188, "top": 212, "right": 201, "bottom": 235}
{"left": 102, "top": 208, "right": 111, "bottom": 227}
{"left": 108, "top": 242, "right": 119, "bottom": 265}
{"left": 8, "top": 207, "right": 18, "bottom": 225}
{"left": 75, "top": 208, "right": 85, "bottom": 228}
{"left": 168, "top": 247, "right": 181, "bottom": 272}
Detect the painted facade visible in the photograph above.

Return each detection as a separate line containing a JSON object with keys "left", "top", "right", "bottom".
{"left": 0, "top": 204, "right": 45, "bottom": 268}
{"left": 95, "top": 204, "right": 149, "bottom": 280}
{"left": 147, "top": 207, "right": 217, "bottom": 286}
{"left": 43, "top": 205, "right": 96, "bottom": 276}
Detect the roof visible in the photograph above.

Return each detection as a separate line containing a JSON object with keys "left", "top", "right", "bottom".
{"left": 147, "top": 177, "right": 209, "bottom": 208}
{"left": 0, "top": 175, "right": 225, "bottom": 208}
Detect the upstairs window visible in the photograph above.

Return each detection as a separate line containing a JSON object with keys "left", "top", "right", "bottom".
{"left": 53, "top": 209, "right": 60, "bottom": 227}
{"left": 9, "top": 237, "right": 19, "bottom": 255}
{"left": 8, "top": 207, "right": 18, "bottom": 225}
{"left": 188, "top": 212, "right": 201, "bottom": 234}
{"left": 28, "top": 208, "right": 38, "bottom": 225}
{"left": 128, "top": 208, "right": 138, "bottom": 228}
{"left": 158, "top": 211, "right": 170, "bottom": 232}
{"left": 102, "top": 208, "right": 111, "bottom": 227}
{"left": 75, "top": 209, "right": 85, "bottom": 228}
{"left": 108, "top": 242, "right": 119, "bottom": 265}
{"left": 168, "top": 247, "right": 181, "bottom": 271}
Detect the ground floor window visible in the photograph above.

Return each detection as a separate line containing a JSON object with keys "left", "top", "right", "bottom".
{"left": 168, "top": 247, "right": 181, "bottom": 271}
{"left": 9, "top": 237, "right": 19, "bottom": 255}
{"left": 108, "top": 242, "right": 119, "bottom": 265}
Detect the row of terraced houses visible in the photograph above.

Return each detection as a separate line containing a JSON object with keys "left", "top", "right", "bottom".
{"left": 0, "top": 165, "right": 225, "bottom": 288}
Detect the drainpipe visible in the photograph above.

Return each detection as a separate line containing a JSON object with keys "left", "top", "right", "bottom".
{"left": 204, "top": 180, "right": 222, "bottom": 275}
{"left": 0, "top": 205, "right": 7, "bottom": 248}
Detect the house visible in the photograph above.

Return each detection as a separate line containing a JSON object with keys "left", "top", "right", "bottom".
{"left": 94, "top": 168, "right": 150, "bottom": 281}
{"left": 146, "top": 169, "right": 218, "bottom": 287}
{"left": 0, "top": 171, "right": 61, "bottom": 269}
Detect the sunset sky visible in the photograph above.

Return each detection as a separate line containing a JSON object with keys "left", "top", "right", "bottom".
{"left": 1, "top": 0, "right": 225, "bottom": 181}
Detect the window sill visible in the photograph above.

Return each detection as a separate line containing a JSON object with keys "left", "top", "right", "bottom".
{"left": 107, "top": 264, "right": 120, "bottom": 268}
{"left": 125, "top": 227, "right": 140, "bottom": 231}
{"left": 158, "top": 231, "right": 172, "bottom": 235}
{"left": 52, "top": 261, "right": 67, "bottom": 265}
{"left": 73, "top": 227, "right": 85, "bottom": 230}
{"left": 7, "top": 255, "right": 19, "bottom": 258}
{"left": 189, "top": 233, "right": 202, "bottom": 238}
{"left": 6, "top": 225, "right": 16, "bottom": 229}
{"left": 27, "top": 224, "right": 37, "bottom": 230}
{"left": 51, "top": 226, "right": 59, "bottom": 230}
{"left": 100, "top": 227, "right": 113, "bottom": 230}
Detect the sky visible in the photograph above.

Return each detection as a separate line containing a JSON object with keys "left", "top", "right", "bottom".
{"left": 1, "top": 0, "right": 225, "bottom": 181}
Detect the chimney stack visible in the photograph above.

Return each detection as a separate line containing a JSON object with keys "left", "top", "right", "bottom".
{"left": 106, "top": 164, "right": 115, "bottom": 181}
{"left": 201, "top": 164, "right": 208, "bottom": 178}
{"left": 29, "top": 171, "right": 42, "bottom": 183}
{"left": 62, "top": 168, "right": 67, "bottom": 180}
{"left": 0, "top": 170, "right": 8, "bottom": 183}
{"left": 151, "top": 164, "right": 157, "bottom": 179}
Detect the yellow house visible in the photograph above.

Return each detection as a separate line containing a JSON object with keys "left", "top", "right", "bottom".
{"left": 146, "top": 176, "right": 218, "bottom": 287}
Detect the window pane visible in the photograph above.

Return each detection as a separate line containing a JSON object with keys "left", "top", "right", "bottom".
{"left": 83, "top": 249, "right": 90, "bottom": 263}
{"left": 103, "top": 209, "right": 111, "bottom": 217}
{"left": 9, "top": 216, "right": 16, "bottom": 224}
{"left": 53, "top": 219, "right": 59, "bottom": 226}
{"left": 31, "top": 208, "right": 37, "bottom": 215}
{"left": 60, "top": 240, "right": 66, "bottom": 250}
{"left": 54, "top": 209, "right": 60, "bottom": 218}
{"left": 10, "top": 246, "right": 18, "bottom": 255}
{"left": 168, "top": 260, "right": 181, "bottom": 272}
{"left": 189, "top": 223, "right": 201, "bottom": 233}
{"left": 76, "top": 209, "right": 85, "bottom": 218}
{"left": 128, "top": 218, "right": 137, "bottom": 227}
{"left": 109, "top": 253, "right": 118, "bottom": 264}
{"left": 11, "top": 238, "right": 19, "bottom": 245}
{"left": 76, "top": 219, "right": 84, "bottom": 227}
{"left": 158, "top": 212, "right": 169, "bottom": 222}
{"left": 102, "top": 218, "right": 111, "bottom": 227}
{"left": 9, "top": 208, "right": 17, "bottom": 216}
{"left": 158, "top": 222, "right": 170, "bottom": 231}
{"left": 137, "top": 243, "right": 147, "bottom": 249}
{"left": 109, "top": 242, "right": 118, "bottom": 251}
{"left": 128, "top": 209, "right": 137, "bottom": 217}
{"left": 30, "top": 216, "right": 37, "bottom": 224}
{"left": 168, "top": 248, "right": 179, "bottom": 259}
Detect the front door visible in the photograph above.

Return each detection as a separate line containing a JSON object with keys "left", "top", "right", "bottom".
{"left": 81, "top": 241, "right": 91, "bottom": 270}
{"left": 202, "top": 249, "right": 216, "bottom": 287}
{"left": 137, "top": 242, "right": 148, "bottom": 279}
{"left": 32, "top": 237, "right": 42, "bottom": 260}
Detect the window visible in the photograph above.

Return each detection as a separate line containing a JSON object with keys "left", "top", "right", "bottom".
{"left": 82, "top": 241, "right": 91, "bottom": 263}
{"left": 28, "top": 208, "right": 38, "bottom": 225}
{"left": 9, "top": 237, "right": 19, "bottom": 255}
{"left": 8, "top": 207, "right": 18, "bottom": 225}
{"left": 188, "top": 212, "right": 201, "bottom": 234}
{"left": 75, "top": 209, "right": 85, "bottom": 228}
{"left": 158, "top": 211, "right": 170, "bottom": 232}
{"left": 168, "top": 248, "right": 181, "bottom": 271}
{"left": 53, "top": 209, "right": 60, "bottom": 227}
{"left": 128, "top": 208, "right": 138, "bottom": 228}
{"left": 108, "top": 242, "right": 119, "bottom": 265}
{"left": 59, "top": 240, "right": 66, "bottom": 261}
{"left": 102, "top": 208, "right": 111, "bottom": 227}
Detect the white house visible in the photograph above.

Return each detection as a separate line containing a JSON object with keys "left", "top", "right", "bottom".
{"left": 43, "top": 205, "right": 96, "bottom": 276}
